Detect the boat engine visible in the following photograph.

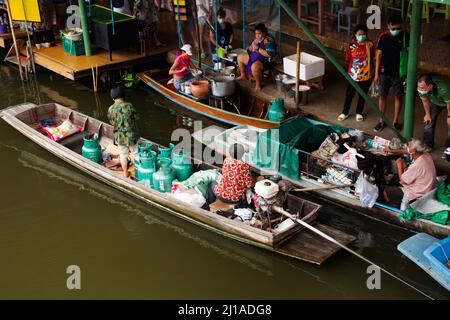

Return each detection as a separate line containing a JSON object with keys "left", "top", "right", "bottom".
{"left": 254, "top": 179, "right": 284, "bottom": 215}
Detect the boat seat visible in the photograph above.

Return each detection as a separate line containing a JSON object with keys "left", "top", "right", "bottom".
{"left": 59, "top": 131, "right": 85, "bottom": 150}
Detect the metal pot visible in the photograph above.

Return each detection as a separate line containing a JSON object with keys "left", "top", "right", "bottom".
{"left": 210, "top": 75, "right": 235, "bottom": 97}
{"left": 222, "top": 66, "right": 236, "bottom": 77}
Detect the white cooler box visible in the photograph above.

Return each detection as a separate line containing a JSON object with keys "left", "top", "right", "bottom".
{"left": 283, "top": 52, "right": 325, "bottom": 81}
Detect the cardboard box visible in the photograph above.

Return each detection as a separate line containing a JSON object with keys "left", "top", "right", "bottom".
{"left": 283, "top": 52, "right": 325, "bottom": 81}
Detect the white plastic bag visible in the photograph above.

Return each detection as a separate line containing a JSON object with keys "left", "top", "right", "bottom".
{"left": 172, "top": 188, "right": 206, "bottom": 208}
{"left": 355, "top": 173, "right": 379, "bottom": 208}
{"left": 368, "top": 80, "right": 379, "bottom": 98}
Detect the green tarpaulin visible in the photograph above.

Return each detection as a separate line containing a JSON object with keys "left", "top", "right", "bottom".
{"left": 251, "top": 116, "right": 348, "bottom": 179}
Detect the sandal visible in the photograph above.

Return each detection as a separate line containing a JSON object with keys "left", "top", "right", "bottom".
{"left": 337, "top": 113, "right": 349, "bottom": 121}
{"left": 355, "top": 114, "right": 364, "bottom": 122}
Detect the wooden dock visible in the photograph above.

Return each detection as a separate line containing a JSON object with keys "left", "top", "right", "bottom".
{"left": 15, "top": 43, "right": 177, "bottom": 80}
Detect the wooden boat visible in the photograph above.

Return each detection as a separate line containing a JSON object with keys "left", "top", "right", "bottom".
{"left": 1, "top": 102, "right": 355, "bottom": 265}
{"left": 192, "top": 124, "right": 450, "bottom": 238}
{"left": 398, "top": 233, "right": 450, "bottom": 291}
{"left": 137, "top": 69, "right": 293, "bottom": 129}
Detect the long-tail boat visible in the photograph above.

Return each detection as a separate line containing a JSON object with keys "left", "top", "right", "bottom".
{"left": 1, "top": 103, "right": 355, "bottom": 265}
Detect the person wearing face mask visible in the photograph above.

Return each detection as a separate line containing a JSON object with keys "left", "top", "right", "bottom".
{"left": 236, "top": 23, "right": 276, "bottom": 92}
{"left": 416, "top": 74, "right": 450, "bottom": 152}
{"left": 373, "top": 14, "right": 409, "bottom": 133}
{"left": 169, "top": 44, "right": 196, "bottom": 91}
{"left": 209, "top": 7, "right": 234, "bottom": 60}
{"left": 381, "top": 139, "right": 438, "bottom": 209}
{"left": 337, "top": 24, "right": 374, "bottom": 123}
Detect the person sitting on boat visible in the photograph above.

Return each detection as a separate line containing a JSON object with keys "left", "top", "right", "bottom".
{"left": 382, "top": 139, "right": 438, "bottom": 209}
{"left": 213, "top": 143, "right": 254, "bottom": 205}
{"left": 236, "top": 23, "right": 276, "bottom": 92}
{"left": 107, "top": 85, "right": 139, "bottom": 178}
{"left": 209, "top": 7, "right": 234, "bottom": 61}
{"left": 169, "top": 44, "right": 196, "bottom": 91}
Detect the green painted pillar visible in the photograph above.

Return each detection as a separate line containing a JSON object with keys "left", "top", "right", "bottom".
{"left": 403, "top": 0, "right": 423, "bottom": 140}
{"left": 78, "top": 0, "right": 92, "bottom": 56}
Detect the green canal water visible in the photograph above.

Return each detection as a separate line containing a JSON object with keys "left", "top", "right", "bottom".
{"left": 0, "top": 65, "right": 448, "bottom": 300}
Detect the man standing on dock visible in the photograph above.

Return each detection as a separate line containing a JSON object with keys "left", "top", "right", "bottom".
{"left": 108, "top": 85, "right": 139, "bottom": 178}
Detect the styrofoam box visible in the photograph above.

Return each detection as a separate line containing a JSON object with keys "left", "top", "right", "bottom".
{"left": 283, "top": 52, "right": 325, "bottom": 81}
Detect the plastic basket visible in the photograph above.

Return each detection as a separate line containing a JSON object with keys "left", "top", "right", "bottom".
{"left": 62, "top": 37, "right": 85, "bottom": 56}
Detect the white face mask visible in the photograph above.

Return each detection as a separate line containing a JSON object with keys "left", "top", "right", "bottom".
{"left": 417, "top": 89, "right": 429, "bottom": 95}
{"left": 218, "top": 18, "right": 224, "bottom": 24}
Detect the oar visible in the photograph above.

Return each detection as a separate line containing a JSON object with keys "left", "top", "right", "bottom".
{"left": 272, "top": 205, "right": 434, "bottom": 299}
{"left": 291, "top": 184, "right": 352, "bottom": 193}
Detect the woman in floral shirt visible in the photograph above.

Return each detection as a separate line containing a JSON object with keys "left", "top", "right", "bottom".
{"left": 214, "top": 143, "right": 253, "bottom": 203}
{"left": 107, "top": 85, "right": 139, "bottom": 177}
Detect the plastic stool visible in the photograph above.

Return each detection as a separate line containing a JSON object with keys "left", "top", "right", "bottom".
{"left": 433, "top": 4, "right": 450, "bottom": 20}
{"left": 331, "top": 0, "right": 343, "bottom": 15}
{"left": 407, "top": 0, "right": 430, "bottom": 23}
{"left": 338, "top": 7, "right": 361, "bottom": 35}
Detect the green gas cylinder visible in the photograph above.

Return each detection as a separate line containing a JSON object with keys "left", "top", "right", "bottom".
{"left": 82, "top": 134, "right": 102, "bottom": 163}
{"left": 157, "top": 143, "right": 174, "bottom": 161}
{"left": 135, "top": 150, "right": 156, "bottom": 188}
{"left": 267, "top": 98, "right": 286, "bottom": 121}
{"left": 134, "top": 140, "right": 153, "bottom": 180}
{"left": 153, "top": 158, "right": 175, "bottom": 192}
{"left": 171, "top": 148, "right": 194, "bottom": 182}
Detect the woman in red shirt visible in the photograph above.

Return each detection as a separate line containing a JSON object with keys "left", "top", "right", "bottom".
{"left": 337, "top": 24, "right": 375, "bottom": 123}
{"left": 214, "top": 143, "right": 254, "bottom": 204}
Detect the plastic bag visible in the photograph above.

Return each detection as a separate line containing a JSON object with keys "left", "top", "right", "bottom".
{"left": 341, "top": 150, "right": 359, "bottom": 170}
{"left": 368, "top": 80, "right": 379, "bottom": 98}
{"left": 355, "top": 173, "right": 379, "bottom": 208}
{"left": 171, "top": 186, "right": 206, "bottom": 208}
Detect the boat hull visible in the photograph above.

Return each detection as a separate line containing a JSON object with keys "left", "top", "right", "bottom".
{"left": 137, "top": 72, "right": 280, "bottom": 129}
{"left": 1, "top": 103, "right": 355, "bottom": 265}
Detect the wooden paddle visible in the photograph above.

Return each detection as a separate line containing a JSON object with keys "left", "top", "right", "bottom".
{"left": 291, "top": 184, "right": 353, "bottom": 193}
{"left": 272, "top": 205, "right": 433, "bottom": 299}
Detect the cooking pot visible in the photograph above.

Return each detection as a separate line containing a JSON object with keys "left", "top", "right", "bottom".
{"left": 210, "top": 75, "right": 235, "bottom": 97}
{"left": 221, "top": 66, "right": 236, "bottom": 76}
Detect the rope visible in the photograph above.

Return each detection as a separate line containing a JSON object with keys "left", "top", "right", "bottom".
{"left": 214, "top": 0, "right": 218, "bottom": 52}
{"left": 175, "top": 0, "right": 180, "bottom": 47}
{"left": 242, "top": 0, "right": 245, "bottom": 49}
{"left": 273, "top": 205, "right": 435, "bottom": 300}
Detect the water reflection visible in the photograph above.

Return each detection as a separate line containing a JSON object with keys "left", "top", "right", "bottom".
{"left": 16, "top": 148, "right": 274, "bottom": 277}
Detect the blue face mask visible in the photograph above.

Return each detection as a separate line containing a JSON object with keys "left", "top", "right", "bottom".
{"left": 390, "top": 29, "right": 400, "bottom": 36}
{"left": 356, "top": 35, "right": 366, "bottom": 43}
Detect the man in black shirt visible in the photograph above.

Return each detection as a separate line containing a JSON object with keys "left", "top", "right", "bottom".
{"left": 374, "top": 14, "right": 409, "bottom": 132}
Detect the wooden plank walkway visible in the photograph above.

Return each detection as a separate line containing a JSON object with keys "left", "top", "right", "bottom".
{"left": 21, "top": 43, "right": 177, "bottom": 80}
